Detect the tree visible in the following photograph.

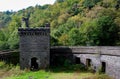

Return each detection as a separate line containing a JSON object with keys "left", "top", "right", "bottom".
{"left": 58, "top": 13, "right": 69, "bottom": 24}
{"left": 50, "top": 35, "right": 58, "bottom": 46}
{"left": 55, "top": 0, "right": 65, "bottom": 3}
{"left": 0, "top": 30, "right": 5, "bottom": 41}
{"left": 68, "top": 28, "right": 82, "bottom": 45}
{"left": 96, "top": 16, "right": 119, "bottom": 45}
{"left": 80, "top": 20, "right": 98, "bottom": 46}
{"left": 83, "top": 0, "right": 101, "bottom": 9}
{"left": 7, "top": 29, "right": 19, "bottom": 49}
{"left": 8, "top": 15, "right": 21, "bottom": 32}
{"left": 115, "top": 0, "right": 120, "bottom": 10}
{"left": 58, "top": 34, "right": 69, "bottom": 45}
{"left": 0, "top": 29, "right": 9, "bottom": 50}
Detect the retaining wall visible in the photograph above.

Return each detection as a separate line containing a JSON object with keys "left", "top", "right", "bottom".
{"left": 51, "top": 46, "right": 120, "bottom": 79}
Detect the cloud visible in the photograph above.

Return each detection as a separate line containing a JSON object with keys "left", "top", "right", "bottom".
{"left": 0, "top": 0, "right": 55, "bottom": 11}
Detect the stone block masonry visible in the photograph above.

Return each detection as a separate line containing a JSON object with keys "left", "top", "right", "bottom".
{"left": 51, "top": 46, "right": 120, "bottom": 79}
{"left": 18, "top": 27, "right": 120, "bottom": 78}
{"left": 18, "top": 27, "right": 50, "bottom": 70}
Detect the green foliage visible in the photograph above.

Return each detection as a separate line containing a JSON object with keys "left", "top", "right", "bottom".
{"left": 0, "top": 41, "right": 9, "bottom": 50}
{"left": 0, "top": 0, "right": 120, "bottom": 50}
{"left": 58, "top": 34, "right": 69, "bottom": 45}
{"left": 0, "top": 29, "right": 9, "bottom": 50}
{"left": 0, "top": 30, "right": 5, "bottom": 41}
{"left": 101, "top": 0, "right": 116, "bottom": 8}
{"left": 0, "top": 61, "right": 113, "bottom": 79}
{"left": 95, "top": 16, "right": 118, "bottom": 45}
{"left": 97, "top": 66, "right": 105, "bottom": 74}
{"left": 83, "top": 0, "right": 101, "bottom": 9}
{"left": 80, "top": 20, "right": 98, "bottom": 45}
{"left": 55, "top": 0, "right": 65, "bottom": 3}
{"left": 115, "top": 0, "right": 120, "bottom": 10}
{"left": 58, "top": 59, "right": 86, "bottom": 71}
{"left": 68, "top": 28, "right": 82, "bottom": 45}
{"left": 72, "top": 64, "right": 86, "bottom": 71}
{"left": 7, "top": 29, "right": 19, "bottom": 49}
{"left": 85, "top": 74, "right": 114, "bottom": 79}
{"left": 50, "top": 35, "right": 58, "bottom": 46}
{"left": 0, "top": 11, "right": 13, "bottom": 28}
{"left": 0, "top": 61, "right": 17, "bottom": 71}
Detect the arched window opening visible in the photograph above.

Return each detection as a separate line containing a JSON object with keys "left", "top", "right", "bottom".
{"left": 75, "top": 57, "right": 81, "bottom": 64}
{"left": 86, "top": 59, "right": 91, "bottom": 67}
{"left": 30, "top": 57, "right": 38, "bottom": 70}
{"left": 101, "top": 62, "right": 106, "bottom": 73}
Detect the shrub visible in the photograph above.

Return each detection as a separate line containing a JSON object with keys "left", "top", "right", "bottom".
{"left": 84, "top": 74, "right": 114, "bottom": 79}
{"left": 63, "top": 59, "right": 71, "bottom": 67}
{"left": 72, "top": 64, "right": 86, "bottom": 71}
{"left": 63, "top": 59, "right": 86, "bottom": 71}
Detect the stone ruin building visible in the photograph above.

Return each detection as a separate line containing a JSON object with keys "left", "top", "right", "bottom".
{"left": 18, "top": 27, "right": 50, "bottom": 70}
{"left": 17, "top": 23, "right": 120, "bottom": 79}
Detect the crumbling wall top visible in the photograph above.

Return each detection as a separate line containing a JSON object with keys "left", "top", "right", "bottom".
{"left": 18, "top": 27, "right": 50, "bottom": 36}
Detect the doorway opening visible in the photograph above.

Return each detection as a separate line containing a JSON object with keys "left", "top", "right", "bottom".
{"left": 75, "top": 57, "right": 81, "bottom": 64}
{"left": 30, "top": 57, "right": 38, "bottom": 70}
{"left": 86, "top": 59, "right": 91, "bottom": 67}
{"left": 101, "top": 62, "right": 106, "bottom": 73}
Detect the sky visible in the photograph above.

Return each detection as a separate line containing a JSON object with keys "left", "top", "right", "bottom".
{"left": 0, "top": 0, "right": 56, "bottom": 12}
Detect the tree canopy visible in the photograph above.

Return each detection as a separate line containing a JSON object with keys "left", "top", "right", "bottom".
{"left": 0, "top": 0, "right": 120, "bottom": 50}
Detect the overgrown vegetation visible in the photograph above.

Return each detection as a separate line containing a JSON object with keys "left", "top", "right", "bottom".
{"left": 0, "top": 61, "right": 113, "bottom": 79}
{"left": 0, "top": 0, "right": 120, "bottom": 50}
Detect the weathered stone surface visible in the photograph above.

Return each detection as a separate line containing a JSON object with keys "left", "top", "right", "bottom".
{"left": 51, "top": 46, "right": 120, "bottom": 55}
{"left": 18, "top": 28, "right": 120, "bottom": 79}
{"left": 51, "top": 46, "right": 120, "bottom": 79}
{"left": 18, "top": 27, "right": 50, "bottom": 70}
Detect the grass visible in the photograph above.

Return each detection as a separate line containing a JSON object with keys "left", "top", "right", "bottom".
{"left": 0, "top": 61, "right": 113, "bottom": 79}
{"left": 5, "top": 70, "right": 94, "bottom": 79}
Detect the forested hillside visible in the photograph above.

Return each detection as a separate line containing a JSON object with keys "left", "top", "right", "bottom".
{"left": 0, "top": 11, "right": 14, "bottom": 28}
{"left": 0, "top": 0, "right": 120, "bottom": 50}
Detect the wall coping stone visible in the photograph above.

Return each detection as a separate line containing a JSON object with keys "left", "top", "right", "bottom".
{"left": 51, "top": 46, "right": 120, "bottom": 56}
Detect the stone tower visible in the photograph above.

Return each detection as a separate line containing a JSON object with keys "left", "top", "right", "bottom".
{"left": 18, "top": 27, "right": 50, "bottom": 70}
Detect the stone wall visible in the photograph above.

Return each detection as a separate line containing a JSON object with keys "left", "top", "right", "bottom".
{"left": 18, "top": 28, "right": 50, "bottom": 70}
{"left": 0, "top": 51, "right": 19, "bottom": 65}
{"left": 51, "top": 46, "right": 120, "bottom": 79}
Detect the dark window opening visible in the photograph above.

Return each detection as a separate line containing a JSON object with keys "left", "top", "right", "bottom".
{"left": 101, "top": 62, "right": 106, "bottom": 73}
{"left": 30, "top": 57, "right": 38, "bottom": 70}
{"left": 86, "top": 59, "right": 91, "bottom": 67}
{"left": 75, "top": 57, "right": 81, "bottom": 64}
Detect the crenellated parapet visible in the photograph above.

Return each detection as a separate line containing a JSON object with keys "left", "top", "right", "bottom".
{"left": 18, "top": 27, "right": 50, "bottom": 70}
{"left": 18, "top": 27, "right": 50, "bottom": 36}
